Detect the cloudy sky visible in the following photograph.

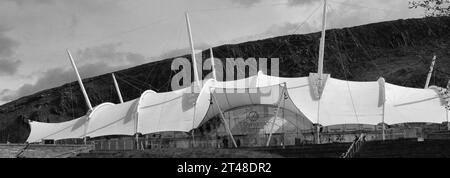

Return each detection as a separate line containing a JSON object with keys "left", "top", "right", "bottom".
{"left": 0, "top": 0, "right": 423, "bottom": 105}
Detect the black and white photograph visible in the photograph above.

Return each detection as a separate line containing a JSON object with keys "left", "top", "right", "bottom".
{"left": 0, "top": 0, "right": 449, "bottom": 175}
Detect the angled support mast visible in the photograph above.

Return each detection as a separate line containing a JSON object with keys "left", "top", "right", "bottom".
{"left": 111, "top": 73, "right": 124, "bottom": 103}
{"left": 425, "top": 55, "right": 437, "bottom": 89}
{"left": 185, "top": 12, "right": 201, "bottom": 89}
{"left": 378, "top": 77, "right": 387, "bottom": 141}
{"left": 211, "top": 92, "right": 238, "bottom": 148}
{"left": 266, "top": 83, "right": 287, "bottom": 147}
{"left": 210, "top": 48, "right": 217, "bottom": 80}
{"left": 67, "top": 49, "right": 93, "bottom": 145}
{"left": 314, "top": 0, "right": 328, "bottom": 144}
{"left": 185, "top": 11, "right": 202, "bottom": 147}
{"left": 318, "top": 0, "right": 327, "bottom": 81}
{"left": 382, "top": 97, "right": 386, "bottom": 141}
{"left": 67, "top": 49, "right": 93, "bottom": 111}
{"left": 447, "top": 108, "right": 449, "bottom": 131}
{"left": 447, "top": 80, "right": 450, "bottom": 131}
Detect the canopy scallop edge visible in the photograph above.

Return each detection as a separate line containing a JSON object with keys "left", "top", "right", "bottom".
{"left": 26, "top": 72, "right": 449, "bottom": 143}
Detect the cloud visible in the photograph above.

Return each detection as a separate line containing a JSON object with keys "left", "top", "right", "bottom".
{"left": 287, "top": 0, "right": 318, "bottom": 7}
{"left": 231, "top": 0, "right": 317, "bottom": 8}
{"left": 0, "top": 27, "right": 19, "bottom": 57}
{"left": 0, "top": 43, "right": 149, "bottom": 103}
{"left": 0, "top": 89, "right": 12, "bottom": 98}
{"left": 158, "top": 43, "right": 211, "bottom": 59}
{"left": 67, "top": 14, "right": 79, "bottom": 36}
{"left": 0, "top": 62, "right": 136, "bottom": 103}
{"left": 228, "top": 21, "right": 316, "bottom": 44}
{"left": 4, "top": 0, "right": 55, "bottom": 6}
{"left": 0, "top": 26, "right": 22, "bottom": 76}
{"left": 263, "top": 22, "right": 315, "bottom": 37}
{"left": 3, "top": 0, "right": 122, "bottom": 15}
{"left": 1, "top": 62, "right": 117, "bottom": 101}
{"left": 321, "top": 0, "right": 414, "bottom": 29}
{"left": 0, "top": 59, "right": 22, "bottom": 75}
{"left": 0, "top": 42, "right": 213, "bottom": 103}
{"left": 76, "top": 43, "right": 146, "bottom": 65}
{"left": 230, "top": 0, "right": 262, "bottom": 7}
{"left": 0, "top": 89, "right": 14, "bottom": 105}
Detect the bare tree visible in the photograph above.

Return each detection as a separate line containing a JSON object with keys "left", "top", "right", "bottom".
{"left": 409, "top": 0, "right": 450, "bottom": 17}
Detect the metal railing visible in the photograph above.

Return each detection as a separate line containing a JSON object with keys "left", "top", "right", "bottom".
{"left": 341, "top": 133, "right": 365, "bottom": 158}
{"left": 15, "top": 143, "right": 30, "bottom": 158}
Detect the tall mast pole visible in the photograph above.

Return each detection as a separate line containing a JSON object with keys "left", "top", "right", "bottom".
{"left": 266, "top": 84, "right": 286, "bottom": 147}
{"left": 379, "top": 77, "right": 386, "bottom": 141}
{"left": 185, "top": 12, "right": 202, "bottom": 147}
{"left": 210, "top": 48, "right": 217, "bottom": 80}
{"left": 447, "top": 80, "right": 450, "bottom": 131}
{"left": 318, "top": 0, "right": 327, "bottom": 80}
{"left": 111, "top": 73, "right": 124, "bottom": 103}
{"left": 446, "top": 109, "right": 449, "bottom": 131}
{"left": 424, "top": 55, "right": 437, "bottom": 89}
{"left": 382, "top": 103, "right": 386, "bottom": 140}
{"left": 211, "top": 94, "right": 238, "bottom": 148}
{"left": 185, "top": 12, "right": 201, "bottom": 89}
{"left": 315, "top": 0, "right": 327, "bottom": 144}
{"left": 67, "top": 49, "right": 93, "bottom": 111}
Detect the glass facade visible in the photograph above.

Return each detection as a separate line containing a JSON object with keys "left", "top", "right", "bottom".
{"left": 195, "top": 104, "right": 314, "bottom": 147}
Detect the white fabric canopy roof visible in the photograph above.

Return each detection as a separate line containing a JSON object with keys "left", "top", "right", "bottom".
{"left": 256, "top": 73, "right": 383, "bottom": 125}
{"left": 137, "top": 81, "right": 211, "bottom": 135}
{"left": 85, "top": 99, "right": 139, "bottom": 138}
{"left": 256, "top": 73, "right": 447, "bottom": 125}
{"left": 384, "top": 83, "right": 447, "bottom": 124}
{"left": 318, "top": 78, "right": 384, "bottom": 126}
{"left": 27, "top": 72, "right": 449, "bottom": 143}
{"left": 27, "top": 116, "right": 88, "bottom": 143}
{"left": 202, "top": 82, "right": 303, "bottom": 126}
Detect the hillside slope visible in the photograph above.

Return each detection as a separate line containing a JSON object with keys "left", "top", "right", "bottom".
{"left": 0, "top": 16, "right": 449, "bottom": 143}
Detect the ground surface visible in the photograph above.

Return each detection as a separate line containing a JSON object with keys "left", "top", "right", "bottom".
{"left": 74, "top": 148, "right": 283, "bottom": 158}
